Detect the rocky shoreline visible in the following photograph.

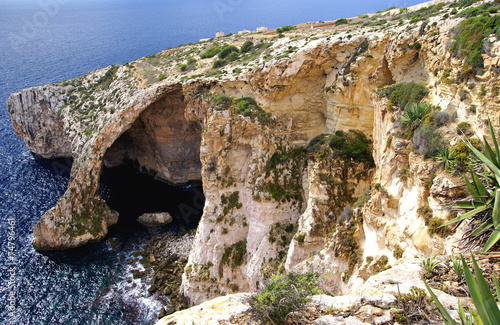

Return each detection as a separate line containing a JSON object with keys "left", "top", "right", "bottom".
{"left": 115, "top": 229, "right": 195, "bottom": 320}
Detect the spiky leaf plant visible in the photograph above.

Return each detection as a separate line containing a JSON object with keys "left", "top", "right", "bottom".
{"left": 401, "top": 102, "right": 433, "bottom": 134}
{"left": 442, "top": 118, "right": 500, "bottom": 251}
{"left": 426, "top": 255, "right": 500, "bottom": 325}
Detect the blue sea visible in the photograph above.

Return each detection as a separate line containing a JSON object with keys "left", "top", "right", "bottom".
{"left": 0, "top": 0, "right": 426, "bottom": 324}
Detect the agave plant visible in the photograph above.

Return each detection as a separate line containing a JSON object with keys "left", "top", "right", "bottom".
{"left": 421, "top": 256, "right": 441, "bottom": 279}
{"left": 442, "top": 118, "right": 500, "bottom": 252}
{"left": 436, "top": 146, "right": 457, "bottom": 172}
{"left": 425, "top": 255, "right": 500, "bottom": 325}
{"left": 401, "top": 102, "right": 433, "bottom": 133}
{"left": 451, "top": 253, "right": 464, "bottom": 281}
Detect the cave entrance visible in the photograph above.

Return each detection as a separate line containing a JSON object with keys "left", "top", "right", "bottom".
{"left": 99, "top": 165, "right": 204, "bottom": 235}
{"left": 101, "top": 88, "right": 204, "bottom": 235}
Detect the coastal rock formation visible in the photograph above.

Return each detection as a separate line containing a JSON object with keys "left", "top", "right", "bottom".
{"left": 6, "top": 0, "right": 500, "bottom": 319}
{"left": 7, "top": 87, "right": 72, "bottom": 159}
{"left": 137, "top": 212, "right": 174, "bottom": 227}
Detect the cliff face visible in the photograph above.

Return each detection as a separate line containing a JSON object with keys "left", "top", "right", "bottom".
{"left": 7, "top": 0, "right": 500, "bottom": 308}
{"left": 7, "top": 87, "right": 72, "bottom": 158}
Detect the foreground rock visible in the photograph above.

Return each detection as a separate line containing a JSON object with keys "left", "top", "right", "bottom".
{"left": 137, "top": 212, "right": 173, "bottom": 227}
{"left": 156, "top": 293, "right": 254, "bottom": 325}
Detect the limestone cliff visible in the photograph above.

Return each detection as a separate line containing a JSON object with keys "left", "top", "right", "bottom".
{"left": 6, "top": 0, "right": 500, "bottom": 314}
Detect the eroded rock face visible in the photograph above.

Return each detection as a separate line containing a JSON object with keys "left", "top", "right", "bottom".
{"left": 6, "top": 86, "right": 72, "bottom": 158}
{"left": 6, "top": 0, "right": 500, "bottom": 307}
{"left": 104, "top": 89, "right": 202, "bottom": 184}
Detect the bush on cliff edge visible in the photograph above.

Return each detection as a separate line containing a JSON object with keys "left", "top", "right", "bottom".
{"left": 251, "top": 272, "right": 321, "bottom": 324}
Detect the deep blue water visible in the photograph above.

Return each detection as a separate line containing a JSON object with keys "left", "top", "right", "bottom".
{"left": 0, "top": 0, "right": 427, "bottom": 324}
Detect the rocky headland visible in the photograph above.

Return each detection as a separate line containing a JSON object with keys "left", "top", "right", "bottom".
{"left": 7, "top": 0, "right": 500, "bottom": 323}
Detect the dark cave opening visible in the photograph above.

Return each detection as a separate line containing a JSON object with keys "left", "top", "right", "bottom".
{"left": 99, "top": 163, "right": 205, "bottom": 237}
{"left": 99, "top": 88, "right": 205, "bottom": 238}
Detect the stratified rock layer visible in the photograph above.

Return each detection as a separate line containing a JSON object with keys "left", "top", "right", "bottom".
{"left": 6, "top": 0, "right": 500, "bottom": 312}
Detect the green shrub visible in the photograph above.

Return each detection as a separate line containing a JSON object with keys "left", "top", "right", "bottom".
{"left": 212, "top": 59, "right": 227, "bottom": 68}
{"left": 375, "top": 82, "right": 428, "bottom": 109}
{"left": 296, "top": 233, "right": 306, "bottom": 244}
{"left": 451, "top": 13, "right": 500, "bottom": 74}
{"left": 373, "top": 255, "right": 390, "bottom": 273}
{"left": 457, "top": 3, "right": 499, "bottom": 18}
{"left": 234, "top": 97, "right": 273, "bottom": 126}
{"left": 335, "top": 18, "right": 348, "bottom": 25}
{"left": 96, "top": 65, "right": 119, "bottom": 90}
{"left": 329, "top": 130, "right": 374, "bottom": 164}
{"left": 221, "top": 191, "right": 242, "bottom": 215}
{"left": 377, "top": 5, "right": 396, "bottom": 13}
{"left": 218, "top": 45, "right": 239, "bottom": 59}
{"left": 226, "top": 51, "right": 239, "bottom": 62}
{"left": 456, "top": 121, "right": 473, "bottom": 136}
{"left": 240, "top": 40, "right": 254, "bottom": 53}
{"left": 427, "top": 217, "right": 451, "bottom": 236}
{"left": 200, "top": 46, "right": 221, "bottom": 59}
{"left": 367, "top": 19, "right": 387, "bottom": 26}
{"left": 306, "top": 134, "right": 329, "bottom": 152}
{"left": 451, "top": 138, "right": 481, "bottom": 161}
{"left": 411, "top": 41, "right": 422, "bottom": 50}
{"left": 418, "top": 204, "right": 452, "bottom": 238}
{"left": 212, "top": 94, "right": 232, "bottom": 110}
{"left": 394, "top": 245, "right": 404, "bottom": 259}
{"left": 180, "top": 57, "right": 197, "bottom": 72}
{"left": 412, "top": 125, "right": 443, "bottom": 158}
{"left": 251, "top": 272, "right": 321, "bottom": 324}
{"left": 449, "top": 0, "right": 477, "bottom": 9}
{"left": 276, "top": 25, "right": 296, "bottom": 33}
{"left": 397, "top": 167, "right": 410, "bottom": 183}
{"left": 219, "top": 239, "right": 247, "bottom": 277}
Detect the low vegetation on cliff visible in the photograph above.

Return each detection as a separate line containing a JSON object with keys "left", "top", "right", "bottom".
{"left": 8, "top": 0, "right": 500, "bottom": 323}
{"left": 251, "top": 272, "right": 321, "bottom": 324}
